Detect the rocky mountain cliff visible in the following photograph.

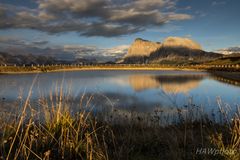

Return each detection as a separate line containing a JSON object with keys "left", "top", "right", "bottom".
{"left": 122, "top": 37, "right": 222, "bottom": 64}
{"left": 162, "top": 37, "right": 201, "bottom": 50}
{"left": 126, "top": 38, "right": 162, "bottom": 57}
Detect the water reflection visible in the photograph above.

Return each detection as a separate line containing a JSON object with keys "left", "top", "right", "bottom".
{"left": 0, "top": 70, "right": 239, "bottom": 117}
{"left": 129, "top": 74, "right": 206, "bottom": 93}
{"left": 211, "top": 75, "right": 240, "bottom": 87}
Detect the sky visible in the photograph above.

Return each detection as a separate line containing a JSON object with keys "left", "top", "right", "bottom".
{"left": 0, "top": 0, "right": 240, "bottom": 61}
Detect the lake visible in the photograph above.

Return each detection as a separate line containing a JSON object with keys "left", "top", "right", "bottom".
{"left": 0, "top": 70, "right": 240, "bottom": 119}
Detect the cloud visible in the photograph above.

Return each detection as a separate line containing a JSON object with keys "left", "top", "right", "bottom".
{"left": 0, "top": 36, "right": 128, "bottom": 61}
{"left": 0, "top": 37, "right": 27, "bottom": 46}
{"left": 104, "top": 45, "right": 129, "bottom": 56}
{"left": 185, "top": 34, "right": 192, "bottom": 38}
{"left": 194, "top": 11, "right": 207, "bottom": 18}
{"left": 32, "top": 40, "right": 49, "bottom": 45}
{"left": 149, "top": 24, "right": 181, "bottom": 33}
{"left": 0, "top": 37, "right": 48, "bottom": 47}
{"left": 0, "top": 36, "right": 75, "bottom": 60}
{"left": 211, "top": 1, "right": 226, "bottom": 6}
{"left": 0, "top": 0, "right": 192, "bottom": 37}
{"left": 64, "top": 44, "right": 129, "bottom": 61}
{"left": 0, "top": 6, "right": 6, "bottom": 18}
{"left": 81, "top": 23, "right": 143, "bottom": 37}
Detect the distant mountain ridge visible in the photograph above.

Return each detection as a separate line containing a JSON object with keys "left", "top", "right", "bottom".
{"left": 0, "top": 52, "right": 56, "bottom": 65}
{"left": 122, "top": 37, "right": 222, "bottom": 64}
{"left": 216, "top": 46, "right": 240, "bottom": 55}
{"left": 0, "top": 52, "right": 96, "bottom": 65}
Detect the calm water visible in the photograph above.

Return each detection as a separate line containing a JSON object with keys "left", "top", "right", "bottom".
{"left": 0, "top": 70, "right": 240, "bottom": 115}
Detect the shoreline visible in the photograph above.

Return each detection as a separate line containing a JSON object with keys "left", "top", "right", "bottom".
{"left": 0, "top": 66, "right": 239, "bottom": 75}
{"left": 0, "top": 67, "right": 203, "bottom": 74}
{"left": 0, "top": 66, "right": 212, "bottom": 74}
{"left": 209, "top": 70, "right": 240, "bottom": 82}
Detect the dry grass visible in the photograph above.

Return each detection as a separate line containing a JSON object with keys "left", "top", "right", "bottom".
{"left": 0, "top": 64, "right": 239, "bottom": 74}
{"left": 0, "top": 79, "right": 111, "bottom": 160}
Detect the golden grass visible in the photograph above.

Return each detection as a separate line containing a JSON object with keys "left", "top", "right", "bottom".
{"left": 0, "top": 64, "right": 239, "bottom": 74}
{"left": 210, "top": 108, "right": 240, "bottom": 160}
{"left": 0, "top": 80, "right": 111, "bottom": 160}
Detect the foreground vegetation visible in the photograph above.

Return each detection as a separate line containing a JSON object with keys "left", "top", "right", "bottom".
{"left": 0, "top": 88, "right": 239, "bottom": 160}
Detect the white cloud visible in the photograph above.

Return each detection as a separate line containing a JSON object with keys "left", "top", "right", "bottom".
{"left": 212, "top": 1, "right": 226, "bottom": 6}
{"left": 104, "top": 45, "right": 129, "bottom": 55}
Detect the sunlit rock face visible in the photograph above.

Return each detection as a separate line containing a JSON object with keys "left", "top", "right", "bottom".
{"left": 122, "top": 37, "right": 221, "bottom": 64}
{"left": 160, "top": 80, "right": 200, "bottom": 94}
{"left": 125, "top": 38, "right": 162, "bottom": 57}
{"left": 125, "top": 37, "right": 201, "bottom": 59}
{"left": 129, "top": 74, "right": 205, "bottom": 94}
{"left": 162, "top": 37, "right": 202, "bottom": 50}
{"left": 129, "top": 75, "right": 160, "bottom": 91}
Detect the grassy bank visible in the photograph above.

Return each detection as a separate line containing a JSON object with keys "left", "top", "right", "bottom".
{"left": 0, "top": 88, "right": 239, "bottom": 160}
{"left": 0, "top": 64, "right": 239, "bottom": 74}
{"left": 0, "top": 65, "right": 200, "bottom": 74}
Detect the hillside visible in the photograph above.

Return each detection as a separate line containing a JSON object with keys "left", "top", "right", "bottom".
{"left": 0, "top": 52, "right": 98, "bottom": 66}
{"left": 205, "top": 53, "right": 240, "bottom": 65}
{"left": 0, "top": 52, "right": 58, "bottom": 65}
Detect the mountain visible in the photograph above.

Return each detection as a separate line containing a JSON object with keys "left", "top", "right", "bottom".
{"left": 126, "top": 38, "right": 161, "bottom": 57}
{"left": 216, "top": 46, "right": 240, "bottom": 55}
{"left": 0, "top": 52, "right": 58, "bottom": 65}
{"left": 161, "top": 37, "right": 202, "bottom": 50}
{"left": 123, "top": 38, "right": 161, "bottom": 63}
{"left": 0, "top": 52, "right": 94, "bottom": 65}
{"left": 122, "top": 37, "right": 222, "bottom": 64}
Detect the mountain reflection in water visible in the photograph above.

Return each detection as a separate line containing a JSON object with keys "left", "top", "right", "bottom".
{"left": 0, "top": 70, "right": 239, "bottom": 117}
{"left": 129, "top": 74, "right": 206, "bottom": 93}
